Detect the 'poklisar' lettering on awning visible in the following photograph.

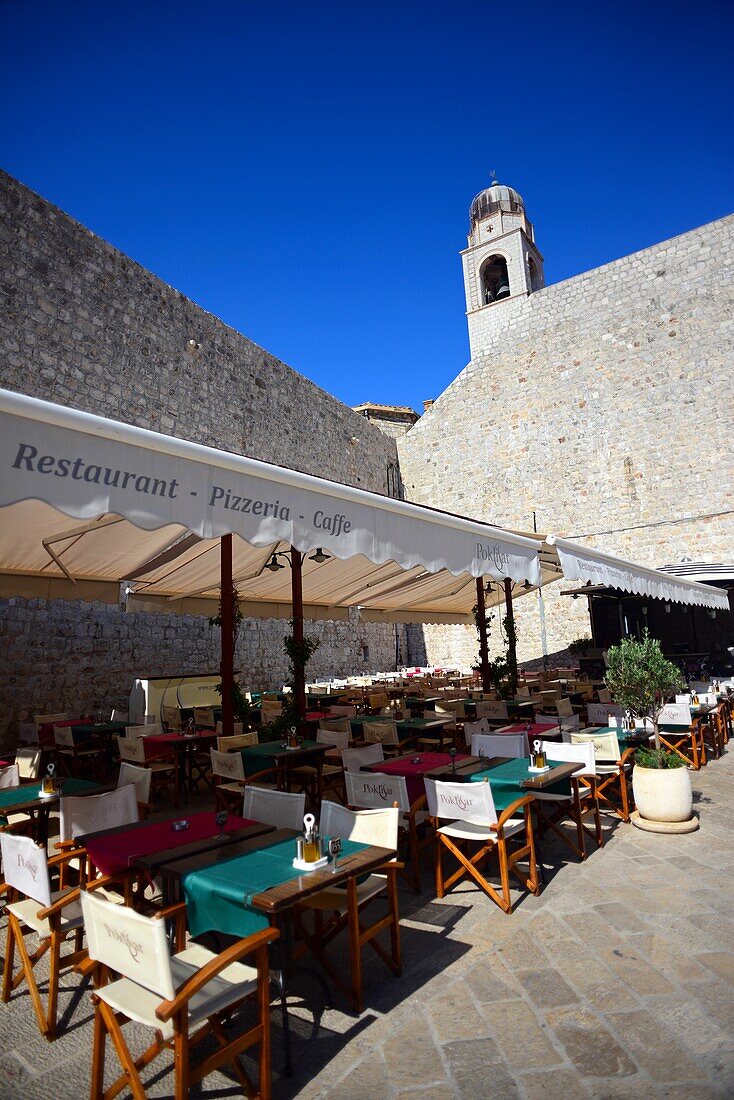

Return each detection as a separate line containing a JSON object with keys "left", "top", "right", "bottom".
{"left": 0, "top": 389, "right": 542, "bottom": 586}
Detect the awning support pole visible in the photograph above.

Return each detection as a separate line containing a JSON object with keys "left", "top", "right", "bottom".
{"left": 220, "top": 534, "right": 234, "bottom": 737}
{"left": 504, "top": 577, "right": 518, "bottom": 695}
{"left": 290, "top": 547, "right": 306, "bottom": 722}
{"left": 475, "top": 578, "right": 491, "bottom": 694}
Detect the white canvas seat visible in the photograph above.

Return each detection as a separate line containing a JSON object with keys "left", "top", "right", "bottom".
{"left": 345, "top": 770, "right": 429, "bottom": 892}
{"left": 217, "top": 732, "right": 258, "bottom": 751}
{"left": 471, "top": 732, "right": 529, "bottom": 759}
{"left": 570, "top": 729, "right": 635, "bottom": 822}
{"left": 80, "top": 889, "right": 275, "bottom": 1098}
{"left": 117, "top": 735, "right": 177, "bottom": 805}
{"left": 242, "top": 786, "right": 305, "bottom": 831}
{"left": 474, "top": 700, "right": 509, "bottom": 721}
{"left": 215, "top": 720, "right": 245, "bottom": 737}
{"left": 15, "top": 747, "right": 42, "bottom": 779}
{"left": 0, "top": 831, "right": 86, "bottom": 1040}
{"left": 425, "top": 778, "right": 539, "bottom": 914}
{"left": 210, "top": 746, "right": 251, "bottom": 813}
{"left": 117, "top": 761, "right": 153, "bottom": 811}
{"left": 0, "top": 764, "right": 20, "bottom": 789}
{"left": 463, "top": 717, "right": 490, "bottom": 747}
{"left": 294, "top": 801, "right": 400, "bottom": 1013}
{"left": 127, "top": 722, "right": 165, "bottom": 738}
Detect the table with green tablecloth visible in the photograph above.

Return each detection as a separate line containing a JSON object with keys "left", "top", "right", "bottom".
{"left": 468, "top": 757, "right": 571, "bottom": 813}
{"left": 349, "top": 715, "right": 452, "bottom": 741}
{"left": 0, "top": 777, "right": 101, "bottom": 844}
{"left": 240, "top": 739, "right": 332, "bottom": 793}
{"left": 182, "top": 833, "right": 368, "bottom": 939}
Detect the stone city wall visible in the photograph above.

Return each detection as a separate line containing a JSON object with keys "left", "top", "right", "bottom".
{"left": 0, "top": 170, "right": 406, "bottom": 740}
{"left": 400, "top": 214, "right": 734, "bottom": 666}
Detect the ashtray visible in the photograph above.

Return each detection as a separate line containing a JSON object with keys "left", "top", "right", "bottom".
{"left": 527, "top": 765, "right": 551, "bottom": 774}
{"left": 411, "top": 757, "right": 422, "bottom": 764}
{"left": 284, "top": 744, "right": 301, "bottom": 751}
{"left": 293, "top": 855, "right": 329, "bottom": 872}
{"left": 173, "top": 820, "right": 189, "bottom": 831}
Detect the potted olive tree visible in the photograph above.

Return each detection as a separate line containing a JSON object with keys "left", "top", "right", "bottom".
{"left": 604, "top": 630, "right": 697, "bottom": 832}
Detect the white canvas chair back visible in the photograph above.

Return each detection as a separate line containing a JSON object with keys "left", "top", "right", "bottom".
{"left": 117, "top": 736, "right": 147, "bottom": 763}
{"left": 368, "top": 692, "right": 390, "bottom": 711}
{"left": 597, "top": 688, "right": 612, "bottom": 704}
{"left": 319, "top": 717, "right": 351, "bottom": 734}
{"left": 556, "top": 698, "right": 574, "bottom": 718}
{"left": 193, "top": 707, "right": 215, "bottom": 728}
{"left": 570, "top": 729, "right": 621, "bottom": 763}
{"left": 53, "top": 724, "right": 75, "bottom": 748}
{"left": 675, "top": 694, "right": 693, "bottom": 705}
{"left": 471, "top": 732, "right": 528, "bottom": 759}
{"left": 35, "top": 713, "right": 68, "bottom": 733}
{"left": 425, "top": 779, "right": 498, "bottom": 826}
{"left": 127, "top": 723, "right": 165, "bottom": 739}
{"left": 342, "top": 744, "right": 384, "bottom": 773}
{"left": 0, "top": 832, "right": 52, "bottom": 907}
{"left": 260, "top": 700, "right": 283, "bottom": 721}
{"left": 242, "top": 786, "right": 305, "bottom": 831}
{"left": 81, "top": 889, "right": 175, "bottom": 999}
{"left": 320, "top": 800, "right": 399, "bottom": 850}
{"left": 587, "top": 703, "right": 624, "bottom": 726}
{"left": 363, "top": 720, "right": 399, "bottom": 746}
{"left": 326, "top": 705, "right": 356, "bottom": 718}
{"left": 440, "top": 700, "right": 466, "bottom": 719}
{"left": 697, "top": 692, "right": 718, "bottom": 707}
{"left": 210, "top": 748, "right": 245, "bottom": 782}
{"left": 215, "top": 721, "right": 244, "bottom": 736}
{"left": 15, "top": 747, "right": 42, "bottom": 779}
{"left": 217, "top": 733, "right": 257, "bottom": 752}
{"left": 557, "top": 713, "right": 580, "bottom": 732}
{"left": 59, "top": 786, "right": 139, "bottom": 842}
{"left": 463, "top": 718, "right": 490, "bottom": 747}
{"left": 0, "top": 763, "right": 20, "bottom": 788}
{"left": 345, "top": 770, "right": 410, "bottom": 813}
{"left": 516, "top": 684, "right": 530, "bottom": 698}
{"left": 117, "top": 762, "right": 152, "bottom": 804}
{"left": 110, "top": 709, "right": 129, "bottom": 723}
{"left": 161, "top": 706, "right": 182, "bottom": 730}
{"left": 640, "top": 703, "right": 691, "bottom": 728}
{"left": 474, "top": 700, "right": 508, "bottom": 721}
{"left": 540, "top": 740, "right": 596, "bottom": 777}
{"left": 316, "top": 727, "right": 349, "bottom": 750}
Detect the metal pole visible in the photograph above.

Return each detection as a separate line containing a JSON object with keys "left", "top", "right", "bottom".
{"left": 220, "top": 534, "right": 234, "bottom": 737}
{"left": 503, "top": 577, "right": 518, "bottom": 695}
{"left": 290, "top": 547, "right": 306, "bottom": 721}
{"left": 475, "top": 578, "right": 491, "bottom": 693}
{"left": 533, "top": 511, "right": 549, "bottom": 674}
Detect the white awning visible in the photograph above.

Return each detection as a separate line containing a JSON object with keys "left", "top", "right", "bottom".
{"left": 547, "top": 536, "right": 729, "bottom": 611}
{"left": 0, "top": 388, "right": 725, "bottom": 621}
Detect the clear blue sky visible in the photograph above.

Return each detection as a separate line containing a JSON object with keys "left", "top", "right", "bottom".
{"left": 2, "top": 0, "right": 732, "bottom": 410}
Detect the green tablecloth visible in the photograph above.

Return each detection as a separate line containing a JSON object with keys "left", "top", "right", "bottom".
{"left": 469, "top": 757, "right": 570, "bottom": 813}
{"left": 350, "top": 716, "right": 446, "bottom": 737}
{"left": 240, "top": 739, "right": 320, "bottom": 777}
{"left": 0, "top": 777, "right": 98, "bottom": 810}
{"left": 183, "top": 835, "right": 367, "bottom": 939}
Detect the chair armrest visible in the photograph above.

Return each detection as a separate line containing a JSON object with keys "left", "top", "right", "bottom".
{"left": 37, "top": 886, "right": 81, "bottom": 921}
{"left": 155, "top": 927, "right": 280, "bottom": 1022}
{"left": 408, "top": 793, "right": 427, "bottom": 816}
{"left": 243, "top": 767, "right": 278, "bottom": 785}
{"left": 48, "top": 846, "right": 86, "bottom": 869}
{"left": 154, "top": 901, "right": 187, "bottom": 949}
{"left": 619, "top": 747, "right": 637, "bottom": 767}
{"left": 492, "top": 794, "right": 536, "bottom": 831}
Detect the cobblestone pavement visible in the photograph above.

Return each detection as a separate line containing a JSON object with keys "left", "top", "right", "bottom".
{"left": 1, "top": 752, "right": 733, "bottom": 1099}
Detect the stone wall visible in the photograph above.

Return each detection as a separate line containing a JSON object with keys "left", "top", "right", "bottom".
{"left": 0, "top": 170, "right": 406, "bottom": 740}
{"left": 399, "top": 214, "right": 734, "bottom": 666}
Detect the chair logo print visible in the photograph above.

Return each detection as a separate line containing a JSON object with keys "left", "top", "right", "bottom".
{"left": 362, "top": 781, "right": 390, "bottom": 800}
{"left": 437, "top": 791, "right": 474, "bottom": 813}
{"left": 103, "top": 923, "right": 144, "bottom": 962}
{"left": 17, "top": 852, "right": 39, "bottom": 880}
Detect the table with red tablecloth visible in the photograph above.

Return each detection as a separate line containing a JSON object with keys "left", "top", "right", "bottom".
{"left": 138, "top": 730, "right": 218, "bottom": 799}
{"left": 496, "top": 722, "right": 561, "bottom": 739}
{"left": 368, "top": 751, "right": 470, "bottom": 803}
{"left": 83, "top": 810, "right": 256, "bottom": 876}
{"left": 37, "top": 716, "right": 94, "bottom": 746}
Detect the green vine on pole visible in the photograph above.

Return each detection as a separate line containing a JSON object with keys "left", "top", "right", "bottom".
{"left": 472, "top": 603, "right": 517, "bottom": 700}
{"left": 208, "top": 585, "right": 253, "bottom": 725}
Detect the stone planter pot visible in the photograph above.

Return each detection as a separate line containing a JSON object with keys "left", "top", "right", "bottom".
{"left": 632, "top": 764, "right": 693, "bottom": 823}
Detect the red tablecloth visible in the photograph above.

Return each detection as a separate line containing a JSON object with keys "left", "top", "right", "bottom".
{"left": 303, "top": 711, "right": 331, "bottom": 723}
{"left": 375, "top": 752, "right": 470, "bottom": 803}
{"left": 141, "top": 731, "right": 217, "bottom": 761}
{"left": 85, "top": 811, "right": 255, "bottom": 875}
{"left": 38, "top": 716, "right": 93, "bottom": 746}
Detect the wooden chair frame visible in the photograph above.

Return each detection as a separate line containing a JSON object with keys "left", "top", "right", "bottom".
{"left": 1, "top": 845, "right": 86, "bottom": 1040}
{"left": 83, "top": 892, "right": 277, "bottom": 1100}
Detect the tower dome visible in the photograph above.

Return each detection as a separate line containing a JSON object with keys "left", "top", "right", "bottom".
{"left": 469, "top": 182, "right": 525, "bottom": 230}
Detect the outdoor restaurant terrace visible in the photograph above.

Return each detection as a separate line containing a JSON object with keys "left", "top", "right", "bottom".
{"left": 0, "top": 389, "right": 732, "bottom": 1098}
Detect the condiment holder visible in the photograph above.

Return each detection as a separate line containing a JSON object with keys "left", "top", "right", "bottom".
{"left": 528, "top": 739, "right": 550, "bottom": 774}
{"left": 293, "top": 812, "right": 329, "bottom": 871}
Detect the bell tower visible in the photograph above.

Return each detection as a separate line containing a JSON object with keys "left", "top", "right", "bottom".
{"left": 461, "top": 179, "right": 544, "bottom": 352}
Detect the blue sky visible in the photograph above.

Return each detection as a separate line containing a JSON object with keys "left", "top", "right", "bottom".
{"left": 2, "top": 0, "right": 732, "bottom": 410}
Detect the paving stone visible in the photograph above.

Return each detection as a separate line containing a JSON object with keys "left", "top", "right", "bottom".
{"left": 605, "top": 1009, "right": 705, "bottom": 1082}
{"left": 443, "top": 1039, "right": 518, "bottom": 1099}
{"left": 545, "top": 1006, "right": 637, "bottom": 1078}
{"left": 559, "top": 957, "right": 641, "bottom": 1013}
{"left": 515, "top": 967, "right": 580, "bottom": 1008}
{"left": 383, "top": 1016, "right": 446, "bottom": 1088}
{"left": 694, "top": 950, "right": 734, "bottom": 985}
{"left": 482, "top": 999, "right": 563, "bottom": 1069}
{"left": 326, "top": 1052, "right": 391, "bottom": 1100}
{"left": 591, "top": 901, "right": 648, "bottom": 932}
{"left": 597, "top": 944, "right": 675, "bottom": 996}
{"left": 519, "top": 1067, "right": 593, "bottom": 1099}
{"left": 427, "top": 981, "right": 490, "bottom": 1042}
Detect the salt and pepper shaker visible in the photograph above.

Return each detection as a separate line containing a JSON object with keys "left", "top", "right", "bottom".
{"left": 329, "top": 836, "right": 342, "bottom": 873}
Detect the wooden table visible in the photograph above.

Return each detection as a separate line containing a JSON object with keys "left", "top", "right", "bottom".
{"left": 424, "top": 756, "right": 583, "bottom": 791}
{"left": 241, "top": 740, "right": 333, "bottom": 797}
{"left": 0, "top": 777, "right": 104, "bottom": 846}
{"left": 157, "top": 828, "right": 395, "bottom": 1075}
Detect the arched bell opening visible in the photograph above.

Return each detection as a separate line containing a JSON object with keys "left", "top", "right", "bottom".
{"left": 528, "top": 255, "right": 542, "bottom": 293}
{"left": 480, "top": 255, "right": 510, "bottom": 305}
